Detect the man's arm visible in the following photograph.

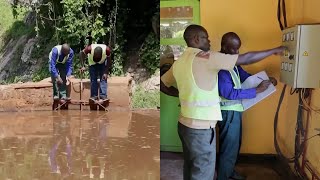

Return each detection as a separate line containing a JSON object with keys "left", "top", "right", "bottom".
{"left": 236, "top": 46, "right": 286, "bottom": 65}
{"left": 66, "top": 49, "right": 74, "bottom": 77}
{"left": 237, "top": 66, "right": 251, "bottom": 83}
{"left": 50, "top": 48, "right": 59, "bottom": 78}
{"left": 160, "top": 80, "right": 179, "bottom": 97}
{"left": 160, "top": 66, "right": 179, "bottom": 97}
{"left": 105, "top": 56, "right": 111, "bottom": 75}
{"left": 218, "top": 70, "right": 256, "bottom": 100}
{"left": 80, "top": 51, "right": 86, "bottom": 67}
{"left": 80, "top": 46, "right": 91, "bottom": 67}
{"left": 104, "top": 46, "right": 112, "bottom": 75}
{"left": 204, "top": 51, "right": 238, "bottom": 71}
{"left": 238, "top": 66, "right": 277, "bottom": 86}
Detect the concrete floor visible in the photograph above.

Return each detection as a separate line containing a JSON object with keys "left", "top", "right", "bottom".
{"left": 161, "top": 152, "right": 299, "bottom": 180}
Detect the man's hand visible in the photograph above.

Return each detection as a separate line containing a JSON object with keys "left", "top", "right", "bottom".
{"left": 79, "top": 67, "right": 86, "bottom": 73}
{"left": 256, "top": 80, "right": 271, "bottom": 93}
{"left": 102, "top": 73, "right": 108, "bottom": 80}
{"left": 269, "top": 77, "right": 277, "bottom": 86}
{"left": 66, "top": 76, "right": 72, "bottom": 85}
{"left": 56, "top": 76, "right": 63, "bottom": 85}
{"left": 273, "top": 46, "right": 287, "bottom": 56}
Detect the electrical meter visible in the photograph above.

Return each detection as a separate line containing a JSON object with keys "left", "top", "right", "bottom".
{"left": 280, "top": 24, "right": 320, "bottom": 88}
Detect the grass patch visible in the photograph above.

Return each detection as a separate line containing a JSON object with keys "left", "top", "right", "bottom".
{"left": 0, "top": 0, "right": 16, "bottom": 34}
{"left": 132, "top": 85, "right": 159, "bottom": 109}
{"left": 0, "top": 0, "right": 33, "bottom": 48}
{"left": 7, "top": 21, "right": 34, "bottom": 39}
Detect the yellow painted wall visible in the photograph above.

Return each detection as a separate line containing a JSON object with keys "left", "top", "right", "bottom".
{"left": 201, "top": 0, "right": 320, "bottom": 177}
{"left": 201, "top": 0, "right": 287, "bottom": 154}
{"left": 299, "top": 0, "right": 320, "bottom": 177}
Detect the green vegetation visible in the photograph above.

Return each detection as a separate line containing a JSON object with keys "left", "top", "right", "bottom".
{"left": 131, "top": 85, "right": 160, "bottom": 109}
{"left": 0, "top": 0, "right": 33, "bottom": 48}
{"left": 28, "top": 0, "right": 126, "bottom": 79}
{"left": 0, "top": 0, "right": 160, "bottom": 108}
{"left": 139, "top": 32, "right": 160, "bottom": 75}
{"left": 2, "top": 0, "right": 159, "bottom": 79}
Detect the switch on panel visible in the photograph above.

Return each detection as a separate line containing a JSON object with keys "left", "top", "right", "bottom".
{"left": 290, "top": 32, "right": 294, "bottom": 41}
{"left": 284, "top": 62, "right": 288, "bottom": 71}
{"left": 289, "top": 55, "right": 294, "bottom": 60}
{"left": 280, "top": 24, "right": 320, "bottom": 88}
{"left": 284, "top": 49, "right": 289, "bottom": 57}
{"left": 286, "top": 33, "right": 290, "bottom": 41}
{"left": 289, "top": 63, "right": 293, "bottom": 72}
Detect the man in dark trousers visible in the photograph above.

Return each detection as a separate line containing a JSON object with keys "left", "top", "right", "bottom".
{"left": 217, "top": 32, "right": 277, "bottom": 180}
{"left": 161, "top": 25, "right": 285, "bottom": 180}
{"left": 49, "top": 43, "right": 74, "bottom": 101}
{"left": 80, "top": 43, "right": 111, "bottom": 103}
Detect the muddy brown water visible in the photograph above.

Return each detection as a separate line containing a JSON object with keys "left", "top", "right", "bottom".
{"left": 0, "top": 110, "right": 160, "bottom": 180}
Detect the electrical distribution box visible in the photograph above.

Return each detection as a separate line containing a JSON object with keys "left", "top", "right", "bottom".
{"left": 280, "top": 24, "right": 320, "bottom": 88}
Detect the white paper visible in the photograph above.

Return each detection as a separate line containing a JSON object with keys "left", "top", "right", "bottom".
{"left": 240, "top": 71, "right": 276, "bottom": 111}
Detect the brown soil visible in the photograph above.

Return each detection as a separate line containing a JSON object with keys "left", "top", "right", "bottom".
{"left": 0, "top": 76, "right": 132, "bottom": 111}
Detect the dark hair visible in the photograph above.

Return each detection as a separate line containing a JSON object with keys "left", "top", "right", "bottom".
{"left": 221, "top": 32, "right": 240, "bottom": 47}
{"left": 183, "top": 24, "right": 206, "bottom": 46}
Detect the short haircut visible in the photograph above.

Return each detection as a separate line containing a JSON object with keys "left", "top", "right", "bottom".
{"left": 183, "top": 24, "right": 206, "bottom": 46}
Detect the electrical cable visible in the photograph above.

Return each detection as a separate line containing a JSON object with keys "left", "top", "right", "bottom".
{"left": 305, "top": 133, "right": 320, "bottom": 141}
{"left": 300, "top": 89, "right": 320, "bottom": 114}
{"left": 274, "top": 0, "right": 296, "bottom": 163}
{"left": 282, "top": 0, "right": 288, "bottom": 27}
{"left": 275, "top": 1, "right": 320, "bottom": 178}
{"left": 277, "top": 0, "right": 284, "bottom": 30}
{"left": 294, "top": 90, "right": 306, "bottom": 177}
{"left": 273, "top": 84, "right": 296, "bottom": 163}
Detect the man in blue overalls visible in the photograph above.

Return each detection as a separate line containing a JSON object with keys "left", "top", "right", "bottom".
{"left": 49, "top": 44, "right": 74, "bottom": 101}
{"left": 217, "top": 32, "right": 277, "bottom": 180}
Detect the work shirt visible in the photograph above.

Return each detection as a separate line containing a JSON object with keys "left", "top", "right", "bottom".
{"left": 50, "top": 48, "right": 74, "bottom": 78}
{"left": 82, "top": 45, "right": 111, "bottom": 69}
{"left": 83, "top": 45, "right": 112, "bottom": 57}
{"left": 161, "top": 50, "right": 238, "bottom": 129}
{"left": 218, "top": 66, "right": 256, "bottom": 100}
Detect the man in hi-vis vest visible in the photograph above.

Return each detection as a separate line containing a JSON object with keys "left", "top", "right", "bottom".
{"left": 160, "top": 25, "right": 286, "bottom": 180}
{"left": 216, "top": 32, "right": 277, "bottom": 180}
{"left": 80, "top": 44, "right": 111, "bottom": 102}
{"left": 49, "top": 43, "right": 74, "bottom": 100}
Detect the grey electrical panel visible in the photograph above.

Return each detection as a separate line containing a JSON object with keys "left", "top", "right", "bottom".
{"left": 280, "top": 24, "right": 320, "bottom": 88}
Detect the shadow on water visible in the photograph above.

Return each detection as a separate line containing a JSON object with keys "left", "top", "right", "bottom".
{"left": 0, "top": 110, "right": 159, "bottom": 179}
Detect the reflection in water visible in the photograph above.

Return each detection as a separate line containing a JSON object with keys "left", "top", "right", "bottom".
{"left": 49, "top": 113, "right": 72, "bottom": 177}
{"left": 0, "top": 110, "right": 159, "bottom": 179}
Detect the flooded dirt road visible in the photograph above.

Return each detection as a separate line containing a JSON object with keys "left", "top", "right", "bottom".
{"left": 0, "top": 110, "right": 159, "bottom": 180}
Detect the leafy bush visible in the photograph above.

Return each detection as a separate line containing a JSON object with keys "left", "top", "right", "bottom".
{"left": 131, "top": 85, "right": 159, "bottom": 109}
{"left": 7, "top": 0, "right": 157, "bottom": 82}
{"left": 139, "top": 32, "right": 159, "bottom": 74}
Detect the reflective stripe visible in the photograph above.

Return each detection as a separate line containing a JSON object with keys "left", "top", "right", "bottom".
{"left": 48, "top": 45, "right": 69, "bottom": 64}
{"left": 180, "top": 99, "right": 220, "bottom": 107}
{"left": 220, "top": 66, "right": 244, "bottom": 112}
{"left": 229, "top": 67, "right": 241, "bottom": 88}
{"left": 88, "top": 44, "right": 107, "bottom": 66}
{"left": 220, "top": 100, "right": 241, "bottom": 106}
{"left": 173, "top": 48, "right": 223, "bottom": 120}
